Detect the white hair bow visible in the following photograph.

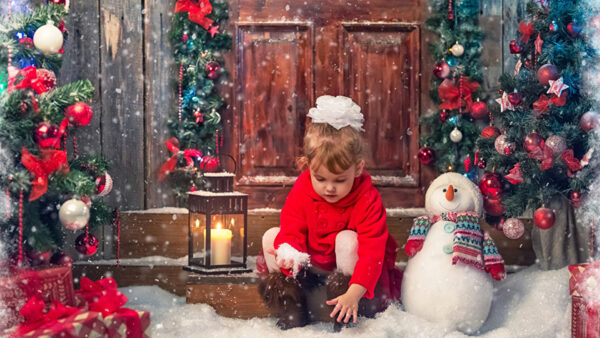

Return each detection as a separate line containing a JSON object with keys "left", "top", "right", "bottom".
{"left": 307, "top": 95, "right": 364, "bottom": 132}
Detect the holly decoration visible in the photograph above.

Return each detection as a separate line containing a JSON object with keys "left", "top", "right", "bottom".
{"left": 533, "top": 207, "right": 555, "bottom": 229}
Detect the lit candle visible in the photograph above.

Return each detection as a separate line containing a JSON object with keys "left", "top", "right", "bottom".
{"left": 208, "top": 221, "right": 232, "bottom": 265}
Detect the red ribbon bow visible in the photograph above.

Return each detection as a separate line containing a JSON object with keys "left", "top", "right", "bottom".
{"left": 518, "top": 21, "right": 535, "bottom": 43}
{"left": 21, "top": 147, "right": 69, "bottom": 201}
{"left": 14, "top": 66, "right": 49, "bottom": 94}
{"left": 561, "top": 149, "right": 583, "bottom": 177}
{"left": 528, "top": 144, "right": 554, "bottom": 170}
{"left": 158, "top": 137, "right": 203, "bottom": 180}
{"left": 533, "top": 93, "right": 567, "bottom": 117}
{"left": 14, "top": 296, "right": 81, "bottom": 336}
{"left": 438, "top": 77, "right": 480, "bottom": 112}
{"left": 77, "top": 277, "right": 144, "bottom": 338}
{"left": 175, "top": 0, "right": 214, "bottom": 29}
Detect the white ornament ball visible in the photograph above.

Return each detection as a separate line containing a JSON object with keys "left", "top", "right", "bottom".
{"left": 450, "top": 128, "right": 463, "bottom": 143}
{"left": 494, "top": 134, "right": 515, "bottom": 155}
{"left": 450, "top": 42, "right": 465, "bottom": 57}
{"left": 59, "top": 198, "right": 90, "bottom": 230}
{"left": 545, "top": 135, "right": 567, "bottom": 155}
{"left": 503, "top": 218, "right": 525, "bottom": 239}
{"left": 33, "top": 20, "right": 64, "bottom": 55}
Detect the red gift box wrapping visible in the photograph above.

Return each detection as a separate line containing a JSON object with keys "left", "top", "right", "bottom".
{"left": 104, "top": 309, "right": 151, "bottom": 338}
{"left": 569, "top": 262, "right": 600, "bottom": 338}
{"left": 3, "top": 310, "right": 107, "bottom": 338}
{"left": 0, "top": 266, "right": 75, "bottom": 330}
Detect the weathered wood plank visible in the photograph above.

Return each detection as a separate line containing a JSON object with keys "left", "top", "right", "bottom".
{"left": 186, "top": 282, "right": 272, "bottom": 318}
{"left": 144, "top": 0, "right": 177, "bottom": 208}
{"left": 58, "top": 1, "right": 110, "bottom": 259}
{"left": 502, "top": 0, "right": 527, "bottom": 76}
{"left": 480, "top": 0, "right": 503, "bottom": 95}
{"left": 99, "top": 0, "right": 145, "bottom": 210}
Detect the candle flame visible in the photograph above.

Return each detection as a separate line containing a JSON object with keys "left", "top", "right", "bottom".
{"left": 230, "top": 218, "right": 235, "bottom": 226}
{"left": 216, "top": 221, "right": 223, "bottom": 230}
{"left": 195, "top": 219, "right": 200, "bottom": 228}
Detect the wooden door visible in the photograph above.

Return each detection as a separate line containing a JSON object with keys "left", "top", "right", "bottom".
{"left": 222, "top": 0, "right": 430, "bottom": 209}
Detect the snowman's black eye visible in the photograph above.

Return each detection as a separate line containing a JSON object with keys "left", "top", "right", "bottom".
{"left": 454, "top": 188, "right": 457, "bottom": 192}
{"left": 443, "top": 189, "right": 447, "bottom": 192}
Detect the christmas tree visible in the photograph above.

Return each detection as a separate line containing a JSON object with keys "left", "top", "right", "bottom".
{"left": 0, "top": 3, "right": 113, "bottom": 265}
{"left": 419, "top": 0, "right": 487, "bottom": 174}
{"left": 160, "top": 0, "right": 232, "bottom": 202}
{"left": 476, "top": 0, "right": 598, "bottom": 232}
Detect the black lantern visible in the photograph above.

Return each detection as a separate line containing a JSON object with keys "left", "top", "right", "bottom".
{"left": 184, "top": 173, "right": 251, "bottom": 274}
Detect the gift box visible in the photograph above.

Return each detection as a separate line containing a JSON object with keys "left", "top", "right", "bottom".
{"left": 76, "top": 277, "right": 151, "bottom": 338}
{"left": 0, "top": 265, "right": 75, "bottom": 330}
{"left": 569, "top": 262, "right": 600, "bottom": 338}
{"left": 2, "top": 296, "right": 106, "bottom": 338}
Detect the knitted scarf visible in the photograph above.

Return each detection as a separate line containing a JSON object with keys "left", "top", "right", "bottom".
{"left": 408, "top": 211, "right": 504, "bottom": 272}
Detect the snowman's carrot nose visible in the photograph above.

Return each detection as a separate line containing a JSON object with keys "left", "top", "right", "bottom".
{"left": 446, "top": 185, "right": 454, "bottom": 201}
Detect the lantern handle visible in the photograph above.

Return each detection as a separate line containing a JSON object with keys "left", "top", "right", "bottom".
{"left": 220, "top": 153, "right": 238, "bottom": 175}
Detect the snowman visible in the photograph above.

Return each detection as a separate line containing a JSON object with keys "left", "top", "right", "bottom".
{"left": 401, "top": 172, "right": 505, "bottom": 333}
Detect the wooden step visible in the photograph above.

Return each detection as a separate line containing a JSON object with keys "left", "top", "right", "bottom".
{"left": 117, "top": 210, "right": 536, "bottom": 266}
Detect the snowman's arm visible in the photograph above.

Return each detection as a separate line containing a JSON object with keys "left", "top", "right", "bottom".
{"left": 483, "top": 232, "right": 506, "bottom": 280}
{"left": 404, "top": 216, "right": 431, "bottom": 257}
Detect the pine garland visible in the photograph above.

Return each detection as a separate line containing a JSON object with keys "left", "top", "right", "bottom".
{"left": 420, "top": 0, "right": 486, "bottom": 173}
{"left": 0, "top": 3, "right": 113, "bottom": 257}
{"left": 476, "top": 0, "right": 599, "bottom": 218}
{"left": 164, "top": 0, "right": 232, "bottom": 203}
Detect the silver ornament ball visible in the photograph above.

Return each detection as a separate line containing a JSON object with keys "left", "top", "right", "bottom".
{"left": 59, "top": 198, "right": 90, "bottom": 230}
{"left": 503, "top": 218, "right": 525, "bottom": 239}
{"left": 450, "top": 128, "right": 463, "bottom": 143}
{"left": 545, "top": 135, "right": 567, "bottom": 155}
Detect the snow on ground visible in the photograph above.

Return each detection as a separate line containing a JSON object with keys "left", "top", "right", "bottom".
{"left": 123, "top": 265, "right": 572, "bottom": 338}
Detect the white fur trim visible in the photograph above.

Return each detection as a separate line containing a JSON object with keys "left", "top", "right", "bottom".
{"left": 307, "top": 95, "right": 364, "bottom": 132}
{"left": 276, "top": 243, "right": 311, "bottom": 277}
{"left": 425, "top": 172, "right": 483, "bottom": 217}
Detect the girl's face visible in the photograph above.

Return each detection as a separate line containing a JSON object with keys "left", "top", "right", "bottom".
{"left": 310, "top": 161, "right": 364, "bottom": 203}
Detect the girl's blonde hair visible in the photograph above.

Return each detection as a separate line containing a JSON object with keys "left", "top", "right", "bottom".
{"left": 297, "top": 123, "right": 364, "bottom": 174}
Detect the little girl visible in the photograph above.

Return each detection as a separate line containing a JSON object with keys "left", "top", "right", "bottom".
{"left": 258, "top": 95, "right": 402, "bottom": 331}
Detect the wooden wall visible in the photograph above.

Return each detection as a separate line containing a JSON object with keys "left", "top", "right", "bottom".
{"left": 49, "top": 0, "right": 526, "bottom": 211}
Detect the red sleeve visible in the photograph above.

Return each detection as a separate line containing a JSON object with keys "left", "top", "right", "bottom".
{"left": 349, "top": 188, "right": 388, "bottom": 299}
{"left": 273, "top": 176, "right": 309, "bottom": 274}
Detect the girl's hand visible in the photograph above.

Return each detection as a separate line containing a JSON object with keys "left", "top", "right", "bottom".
{"left": 326, "top": 284, "right": 367, "bottom": 324}
{"left": 266, "top": 248, "right": 294, "bottom": 270}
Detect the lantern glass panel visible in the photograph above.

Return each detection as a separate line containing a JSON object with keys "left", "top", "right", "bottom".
{"left": 209, "top": 214, "right": 245, "bottom": 263}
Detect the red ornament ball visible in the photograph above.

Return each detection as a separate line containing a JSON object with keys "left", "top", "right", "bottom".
{"left": 194, "top": 110, "right": 204, "bottom": 124}
{"left": 569, "top": 191, "right": 582, "bottom": 208}
{"left": 484, "top": 196, "right": 505, "bottom": 216}
{"left": 479, "top": 172, "right": 503, "bottom": 198}
{"left": 418, "top": 147, "right": 435, "bottom": 165}
{"left": 75, "top": 233, "right": 99, "bottom": 256}
{"left": 200, "top": 156, "right": 219, "bottom": 172}
{"left": 537, "top": 64, "right": 559, "bottom": 85}
{"left": 533, "top": 207, "right": 555, "bottom": 229}
{"left": 509, "top": 40, "right": 523, "bottom": 54}
{"left": 33, "top": 122, "right": 60, "bottom": 148}
{"left": 477, "top": 158, "right": 487, "bottom": 169}
{"left": 507, "top": 91, "right": 523, "bottom": 106}
{"left": 433, "top": 61, "right": 451, "bottom": 79}
{"left": 523, "top": 132, "right": 544, "bottom": 153}
{"left": 50, "top": 251, "right": 73, "bottom": 267}
{"left": 182, "top": 34, "right": 189, "bottom": 42}
{"left": 481, "top": 125, "right": 501, "bottom": 138}
{"left": 470, "top": 101, "right": 488, "bottom": 120}
{"left": 205, "top": 61, "right": 221, "bottom": 80}
{"left": 65, "top": 102, "right": 93, "bottom": 126}
{"left": 580, "top": 111, "right": 600, "bottom": 131}
{"left": 567, "top": 22, "right": 582, "bottom": 37}
{"left": 36, "top": 68, "right": 56, "bottom": 90}
{"left": 439, "top": 110, "right": 449, "bottom": 122}
{"left": 95, "top": 172, "right": 113, "bottom": 196}
{"left": 503, "top": 218, "right": 525, "bottom": 239}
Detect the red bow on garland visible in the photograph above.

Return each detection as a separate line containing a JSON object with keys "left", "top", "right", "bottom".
{"left": 21, "top": 147, "right": 69, "bottom": 201}
{"left": 561, "top": 149, "right": 583, "bottom": 177}
{"left": 438, "top": 77, "right": 480, "bottom": 112}
{"left": 518, "top": 21, "right": 535, "bottom": 43}
{"left": 158, "top": 137, "right": 203, "bottom": 180}
{"left": 174, "top": 0, "right": 214, "bottom": 29}
{"left": 528, "top": 144, "right": 554, "bottom": 170}
{"left": 14, "top": 66, "right": 49, "bottom": 94}
{"left": 532, "top": 92, "right": 567, "bottom": 116}
{"left": 15, "top": 296, "right": 81, "bottom": 336}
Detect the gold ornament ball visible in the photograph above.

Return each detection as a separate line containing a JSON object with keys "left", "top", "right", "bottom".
{"left": 33, "top": 20, "right": 64, "bottom": 54}
{"left": 450, "top": 42, "right": 464, "bottom": 57}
